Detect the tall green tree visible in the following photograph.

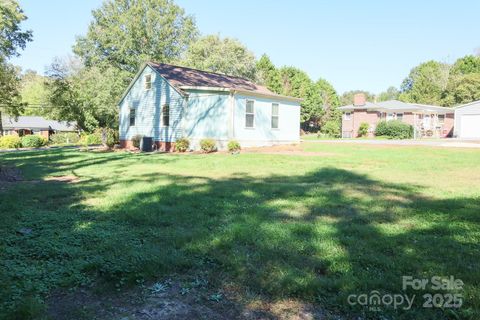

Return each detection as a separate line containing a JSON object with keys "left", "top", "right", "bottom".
{"left": 399, "top": 60, "right": 450, "bottom": 105}
{"left": 340, "top": 90, "right": 375, "bottom": 106}
{"left": 256, "top": 54, "right": 282, "bottom": 94}
{"left": 0, "top": 0, "right": 32, "bottom": 134}
{"left": 74, "top": 0, "right": 198, "bottom": 74}
{"left": 19, "top": 70, "right": 50, "bottom": 116}
{"left": 443, "top": 73, "right": 480, "bottom": 106}
{"left": 49, "top": 0, "right": 198, "bottom": 131}
{"left": 180, "top": 34, "right": 257, "bottom": 80}
{"left": 316, "top": 78, "right": 340, "bottom": 125}
{"left": 46, "top": 58, "right": 128, "bottom": 132}
{"left": 450, "top": 55, "right": 480, "bottom": 75}
{"left": 377, "top": 86, "right": 400, "bottom": 102}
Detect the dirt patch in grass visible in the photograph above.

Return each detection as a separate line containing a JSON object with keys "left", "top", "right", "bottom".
{"left": 43, "top": 175, "right": 80, "bottom": 183}
{"left": 242, "top": 144, "right": 335, "bottom": 157}
{"left": 46, "top": 279, "right": 330, "bottom": 320}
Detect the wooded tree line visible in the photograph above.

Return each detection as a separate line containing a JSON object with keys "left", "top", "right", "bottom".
{"left": 2, "top": 0, "right": 480, "bottom": 135}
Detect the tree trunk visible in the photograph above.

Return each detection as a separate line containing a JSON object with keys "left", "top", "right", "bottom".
{"left": 0, "top": 110, "right": 3, "bottom": 136}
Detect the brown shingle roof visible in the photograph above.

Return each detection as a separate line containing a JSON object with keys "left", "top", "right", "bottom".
{"left": 148, "top": 62, "right": 274, "bottom": 95}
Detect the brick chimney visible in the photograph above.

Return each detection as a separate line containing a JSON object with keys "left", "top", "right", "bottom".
{"left": 353, "top": 93, "right": 366, "bottom": 106}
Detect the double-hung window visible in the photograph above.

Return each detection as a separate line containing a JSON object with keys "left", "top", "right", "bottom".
{"left": 129, "top": 108, "right": 136, "bottom": 126}
{"left": 245, "top": 100, "right": 255, "bottom": 128}
{"left": 438, "top": 114, "right": 445, "bottom": 124}
{"left": 271, "top": 103, "right": 279, "bottom": 129}
{"left": 344, "top": 112, "right": 351, "bottom": 120}
{"left": 396, "top": 113, "right": 404, "bottom": 122}
{"left": 162, "top": 104, "right": 170, "bottom": 127}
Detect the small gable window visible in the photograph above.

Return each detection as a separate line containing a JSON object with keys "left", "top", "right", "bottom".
{"left": 162, "top": 104, "right": 170, "bottom": 127}
{"left": 129, "top": 108, "right": 136, "bottom": 126}
{"left": 145, "top": 74, "right": 152, "bottom": 90}
{"left": 245, "top": 100, "right": 255, "bottom": 128}
{"left": 271, "top": 103, "right": 279, "bottom": 129}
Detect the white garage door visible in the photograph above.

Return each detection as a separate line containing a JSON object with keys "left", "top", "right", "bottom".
{"left": 460, "top": 114, "right": 480, "bottom": 138}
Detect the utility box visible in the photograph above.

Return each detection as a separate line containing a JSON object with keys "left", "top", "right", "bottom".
{"left": 140, "top": 136, "right": 153, "bottom": 152}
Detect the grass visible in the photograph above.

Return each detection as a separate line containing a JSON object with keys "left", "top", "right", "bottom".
{"left": 1, "top": 143, "right": 479, "bottom": 319}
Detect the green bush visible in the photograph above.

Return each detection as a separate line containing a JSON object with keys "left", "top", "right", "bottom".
{"left": 375, "top": 120, "right": 413, "bottom": 139}
{"left": 175, "top": 137, "right": 190, "bottom": 152}
{"left": 21, "top": 135, "right": 48, "bottom": 148}
{"left": 49, "top": 132, "right": 80, "bottom": 145}
{"left": 94, "top": 128, "right": 118, "bottom": 148}
{"left": 0, "top": 135, "right": 22, "bottom": 149}
{"left": 80, "top": 132, "right": 102, "bottom": 146}
{"left": 200, "top": 138, "right": 216, "bottom": 153}
{"left": 227, "top": 140, "right": 241, "bottom": 152}
{"left": 132, "top": 135, "right": 142, "bottom": 148}
{"left": 358, "top": 122, "right": 369, "bottom": 137}
{"left": 320, "top": 120, "right": 340, "bottom": 138}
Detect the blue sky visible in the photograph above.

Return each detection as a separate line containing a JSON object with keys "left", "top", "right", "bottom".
{"left": 11, "top": 0, "right": 480, "bottom": 94}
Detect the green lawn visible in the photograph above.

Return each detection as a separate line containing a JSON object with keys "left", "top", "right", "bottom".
{"left": 1, "top": 143, "right": 479, "bottom": 319}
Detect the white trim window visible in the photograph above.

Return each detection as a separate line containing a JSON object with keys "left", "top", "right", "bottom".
{"left": 396, "top": 113, "right": 404, "bottom": 122}
{"left": 162, "top": 104, "right": 170, "bottom": 127}
{"left": 438, "top": 114, "right": 445, "bottom": 124}
{"left": 129, "top": 108, "right": 136, "bottom": 126}
{"left": 344, "top": 112, "right": 351, "bottom": 120}
{"left": 245, "top": 100, "right": 255, "bottom": 128}
{"left": 271, "top": 103, "right": 279, "bottom": 129}
{"left": 145, "top": 74, "right": 152, "bottom": 90}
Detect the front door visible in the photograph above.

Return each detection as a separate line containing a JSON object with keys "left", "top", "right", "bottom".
{"left": 423, "top": 114, "right": 431, "bottom": 129}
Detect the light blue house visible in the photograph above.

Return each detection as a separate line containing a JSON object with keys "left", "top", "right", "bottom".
{"left": 118, "top": 62, "right": 302, "bottom": 151}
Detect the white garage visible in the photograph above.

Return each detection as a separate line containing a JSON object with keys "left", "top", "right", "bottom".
{"left": 455, "top": 101, "right": 480, "bottom": 139}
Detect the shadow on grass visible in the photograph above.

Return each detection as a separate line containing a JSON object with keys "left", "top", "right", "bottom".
{"left": 0, "top": 150, "right": 479, "bottom": 319}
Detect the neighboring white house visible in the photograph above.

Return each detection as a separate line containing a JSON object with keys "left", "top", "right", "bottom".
{"left": 454, "top": 100, "right": 480, "bottom": 139}
{"left": 118, "top": 62, "right": 302, "bottom": 151}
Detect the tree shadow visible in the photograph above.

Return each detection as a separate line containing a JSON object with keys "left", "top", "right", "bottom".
{"left": 0, "top": 151, "right": 478, "bottom": 319}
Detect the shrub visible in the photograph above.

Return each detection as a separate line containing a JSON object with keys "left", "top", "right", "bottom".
{"left": 200, "top": 138, "right": 216, "bottom": 153}
{"left": 49, "top": 132, "right": 80, "bottom": 145}
{"left": 375, "top": 120, "right": 413, "bottom": 139}
{"left": 227, "top": 140, "right": 241, "bottom": 152}
{"left": 320, "top": 120, "right": 340, "bottom": 138}
{"left": 132, "top": 135, "right": 142, "bottom": 148}
{"left": 21, "top": 135, "right": 48, "bottom": 148}
{"left": 80, "top": 132, "right": 102, "bottom": 146}
{"left": 0, "top": 135, "right": 21, "bottom": 149}
{"left": 94, "top": 128, "right": 118, "bottom": 148}
{"left": 175, "top": 137, "right": 190, "bottom": 152}
{"left": 358, "top": 122, "right": 369, "bottom": 137}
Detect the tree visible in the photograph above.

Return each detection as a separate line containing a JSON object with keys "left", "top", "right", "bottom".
{"left": 181, "top": 34, "right": 257, "bottom": 81}
{"left": 278, "top": 66, "right": 322, "bottom": 130}
{"left": 74, "top": 0, "right": 198, "bottom": 74}
{"left": 316, "top": 78, "right": 340, "bottom": 125}
{"left": 340, "top": 90, "right": 375, "bottom": 106}
{"left": 256, "top": 54, "right": 282, "bottom": 94}
{"left": 450, "top": 55, "right": 480, "bottom": 75}
{"left": 19, "top": 70, "right": 50, "bottom": 116}
{"left": 377, "top": 86, "right": 400, "bottom": 102}
{"left": 0, "top": 0, "right": 32, "bottom": 135}
{"left": 399, "top": 60, "right": 450, "bottom": 105}
{"left": 443, "top": 73, "right": 480, "bottom": 106}
{"left": 46, "top": 57, "right": 128, "bottom": 132}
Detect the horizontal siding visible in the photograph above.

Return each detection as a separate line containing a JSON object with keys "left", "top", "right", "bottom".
{"left": 119, "top": 65, "right": 185, "bottom": 142}
{"left": 234, "top": 94, "right": 300, "bottom": 144}
{"left": 182, "top": 91, "right": 230, "bottom": 139}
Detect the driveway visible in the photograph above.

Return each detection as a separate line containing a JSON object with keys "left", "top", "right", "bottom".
{"left": 304, "top": 139, "right": 480, "bottom": 148}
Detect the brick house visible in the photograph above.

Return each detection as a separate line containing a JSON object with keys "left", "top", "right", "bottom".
{"left": 339, "top": 94, "right": 455, "bottom": 138}
{"left": 1, "top": 116, "right": 78, "bottom": 139}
